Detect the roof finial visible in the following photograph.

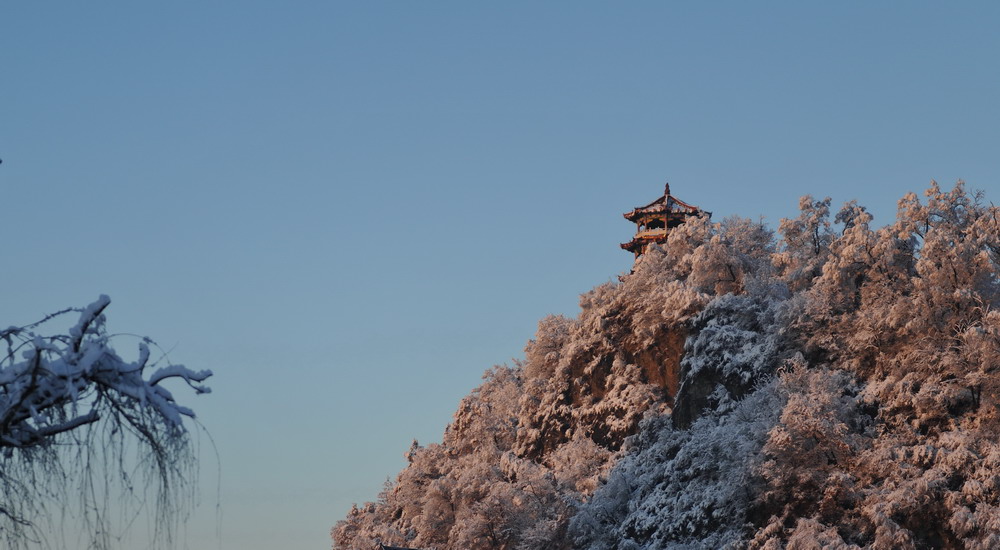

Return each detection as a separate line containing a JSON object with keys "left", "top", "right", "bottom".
{"left": 664, "top": 181, "right": 670, "bottom": 197}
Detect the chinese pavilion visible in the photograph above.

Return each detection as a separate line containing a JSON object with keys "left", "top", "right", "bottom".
{"left": 621, "top": 183, "right": 709, "bottom": 258}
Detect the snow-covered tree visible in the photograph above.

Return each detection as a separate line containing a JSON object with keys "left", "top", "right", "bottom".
{"left": 774, "top": 195, "right": 834, "bottom": 292}
{"left": 756, "top": 182, "right": 1000, "bottom": 548}
{"left": 334, "top": 182, "right": 1000, "bottom": 550}
{"left": 0, "top": 296, "right": 212, "bottom": 549}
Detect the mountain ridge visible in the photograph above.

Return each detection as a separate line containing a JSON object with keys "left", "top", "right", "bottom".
{"left": 334, "top": 182, "right": 1000, "bottom": 550}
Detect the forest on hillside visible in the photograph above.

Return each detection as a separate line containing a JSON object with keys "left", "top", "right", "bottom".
{"left": 333, "top": 182, "right": 1000, "bottom": 550}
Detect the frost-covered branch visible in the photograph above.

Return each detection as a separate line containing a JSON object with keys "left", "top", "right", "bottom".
{"left": 0, "top": 296, "right": 213, "bottom": 549}
{"left": 0, "top": 295, "right": 211, "bottom": 450}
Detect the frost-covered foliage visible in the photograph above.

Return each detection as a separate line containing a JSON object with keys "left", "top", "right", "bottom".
{"left": 570, "top": 381, "right": 784, "bottom": 550}
{"left": 672, "top": 291, "right": 788, "bottom": 428}
{"left": 335, "top": 182, "right": 1000, "bottom": 550}
{"left": 0, "top": 296, "right": 212, "bottom": 549}
{"left": 748, "top": 184, "right": 1000, "bottom": 549}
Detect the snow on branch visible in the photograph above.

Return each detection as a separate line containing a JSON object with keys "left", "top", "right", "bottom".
{"left": 0, "top": 296, "right": 213, "bottom": 549}
{"left": 0, "top": 295, "right": 213, "bottom": 449}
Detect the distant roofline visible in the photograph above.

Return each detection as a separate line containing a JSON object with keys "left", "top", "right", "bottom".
{"left": 623, "top": 192, "right": 704, "bottom": 222}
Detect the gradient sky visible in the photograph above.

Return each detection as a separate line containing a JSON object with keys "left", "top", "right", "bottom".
{"left": 2, "top": 3, "right": 998, "bottom": 549}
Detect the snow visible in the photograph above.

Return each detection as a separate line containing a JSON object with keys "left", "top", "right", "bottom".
{"left": 1, "top": 295, "right": 212, "bottom": 547}
{"left": 334, "top": 183, "right": 1000, "bottom": 549}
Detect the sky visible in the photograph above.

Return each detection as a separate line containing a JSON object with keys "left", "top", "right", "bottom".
{"left": 1, "top": 3, "right": 999, "bottom": 549}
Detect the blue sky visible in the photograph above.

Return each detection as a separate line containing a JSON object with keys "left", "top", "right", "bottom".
{"left": 2, "top": 3, "right": 998, "bottom": 549}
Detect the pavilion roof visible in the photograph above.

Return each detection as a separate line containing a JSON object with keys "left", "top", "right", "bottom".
{"left": 623, "top": 185, "right": 704, "bottom": 222}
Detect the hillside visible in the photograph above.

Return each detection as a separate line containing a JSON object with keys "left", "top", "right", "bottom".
{"left": 333, "top": 182, "right": 1000, "bottom": 550}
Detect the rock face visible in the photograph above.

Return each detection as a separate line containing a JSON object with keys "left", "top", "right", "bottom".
{"left": 514, "top": 305, "right": 689, "bottom": 460}
{"left": 670, "top": 365, "right": 718, "bottom": 430}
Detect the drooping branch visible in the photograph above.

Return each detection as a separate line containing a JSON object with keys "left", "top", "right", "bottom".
{"left": 0, "top": 296, "right": 213, "bottom": 549}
